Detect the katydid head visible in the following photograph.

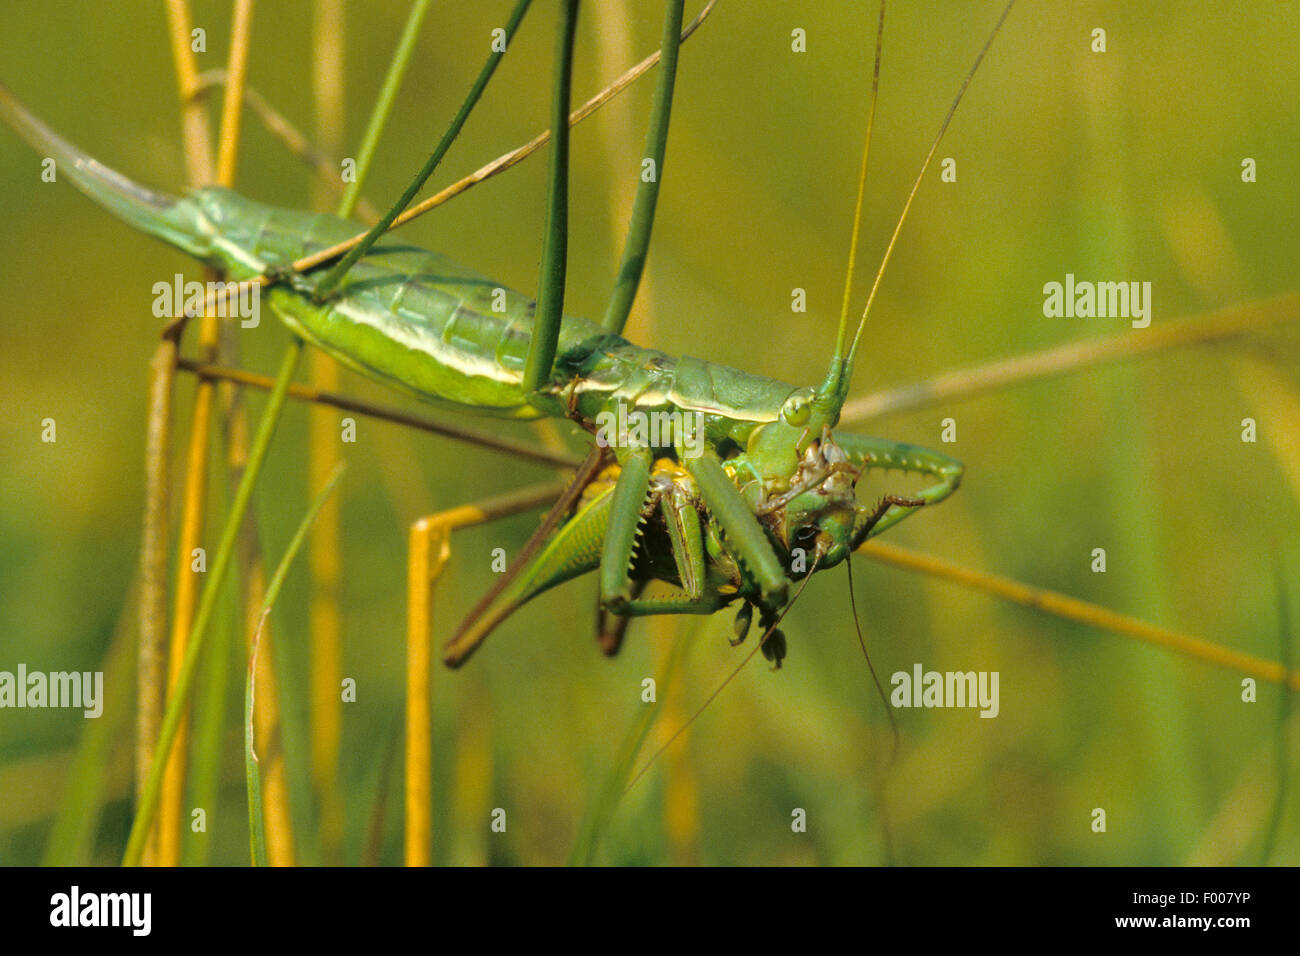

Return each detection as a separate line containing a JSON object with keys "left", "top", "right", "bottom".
{"left": 754, "top": 430, "right": 862, "bottom": 572}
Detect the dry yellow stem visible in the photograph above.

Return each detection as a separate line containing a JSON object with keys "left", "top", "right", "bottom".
{"left": 860, "top": 539, "right": 1299, "bottom": 690}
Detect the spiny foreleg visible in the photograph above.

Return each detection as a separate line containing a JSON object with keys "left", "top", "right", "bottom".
{"left": 835, "top": 433, "right": 964, "bottom": 545}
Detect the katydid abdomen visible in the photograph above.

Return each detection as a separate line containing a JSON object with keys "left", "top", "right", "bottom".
{"left": 2, "top": 79, "right": 805, "bottom": 433}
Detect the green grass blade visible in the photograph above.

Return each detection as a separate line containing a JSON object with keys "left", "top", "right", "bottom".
{"left": 184, "top": 450, "right": 243, "bottom": 866}
{"left": 316, "top": 0, "right": 533, "bottom": 296}
{"left": 601, "top": 0, "right": 684, "bottom": 336}
{"left": 334, "top": 0, "right": 432, "bottom": 220}
{"left": 122, "top": 340, "right": 303, "bottom": 866}
{"left": 522, "top": 0, "right": 579, "bottom": 396}
{"left": 245, "top": 461, "right": 346, "bottom": 866}
{"left": 183, "top": 580, "right": 237, "bottom": 866}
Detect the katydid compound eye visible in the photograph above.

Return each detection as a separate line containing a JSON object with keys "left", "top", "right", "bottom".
{"left": 781, "top": 391, "right": 812, "bottom": 426}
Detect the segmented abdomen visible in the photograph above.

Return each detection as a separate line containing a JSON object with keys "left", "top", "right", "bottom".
{"left": 194, "top": 186, "right": 610, "bottom": 418}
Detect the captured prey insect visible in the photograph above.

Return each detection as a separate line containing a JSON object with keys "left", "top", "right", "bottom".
{"left": 0, "top": 8, "right": 974, "bottom": 672}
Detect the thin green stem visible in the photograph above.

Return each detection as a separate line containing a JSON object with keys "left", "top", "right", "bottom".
{"left": 335, "top": 0, "right": 432, "bottom": 220}
{"left": 601, "top": 0, "right": 683, "bottom": 335}
{"left": 523, "top": 0, "right": 580, "bottom": 396}
{"left": 183, "top": 576, "right": 235, "bottom": 866}
{"left": 122, "top": 340, "right": 304, "bottom": 866}
{"left": 246, "top": 461, "right": 347, "bottom": 866}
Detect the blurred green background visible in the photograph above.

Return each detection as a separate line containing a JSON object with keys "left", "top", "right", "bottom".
{"left": 1, "top": 0, "right": 1298, "bottom": 865}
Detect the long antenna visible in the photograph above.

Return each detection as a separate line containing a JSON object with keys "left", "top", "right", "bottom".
{"left": 840, "top": 0, "right": 1017, "bottom": 390}
{"left": 846, "top": 556, "right": 898, "bottom": 864}
{"left": 827, "top": 1, "right": 888, "bottom": 389}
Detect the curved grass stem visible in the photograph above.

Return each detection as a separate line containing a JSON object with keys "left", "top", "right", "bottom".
{"left": 333, "top": 0, "right": 432, "bottom": 221}
{"left": 600, "top": 0, "right": 684, "bottom": 336}
{"left": 247, "top": 461, "right": 347, "bottom": 866}
{"left": 522, "top": 0, "right": 579, "bottom": 395}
